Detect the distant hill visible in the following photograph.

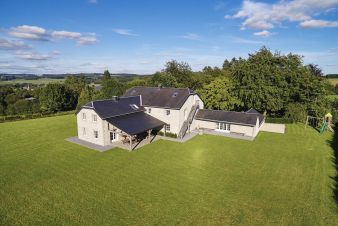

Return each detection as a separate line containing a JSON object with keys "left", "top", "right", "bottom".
{"left": 326, "top": 74, "right": 338, "bottom": 78}
{"left": 0, "top": 73, "right": 151, "bottom": 81}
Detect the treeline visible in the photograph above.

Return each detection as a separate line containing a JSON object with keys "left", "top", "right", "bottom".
{"left": 1, "top": 47, "right": 337, "bottom": 123}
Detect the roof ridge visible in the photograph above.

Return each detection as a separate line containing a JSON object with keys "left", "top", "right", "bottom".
{"left": 91, "top": 95, "right": 140, "bottom": 103}
{"left": 200, "top": 109, "right": 261, "bottom": 115}
{"left": 130, "top": 86, "right": 191, "bottom": 91}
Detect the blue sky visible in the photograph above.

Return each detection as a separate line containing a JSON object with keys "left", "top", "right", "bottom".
{"left": 1, "top": 0, "right": 338, "bottom": 74}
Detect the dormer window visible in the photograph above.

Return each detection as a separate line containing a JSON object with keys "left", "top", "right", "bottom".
{"left": 130, "top": 104, "right": 139, "bottom": 110}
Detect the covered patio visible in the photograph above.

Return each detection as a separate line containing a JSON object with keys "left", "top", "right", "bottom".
{"left": 106, "top": 112, "right": 166, "bottom": 151}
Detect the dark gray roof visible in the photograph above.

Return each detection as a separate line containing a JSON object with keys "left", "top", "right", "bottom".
{"left": 195, "top": 109, "right": 264, "bottom": 126}
{"left": 106, "top": 112, "right": 165, "bottom": 135}
{"left": 81, "top": 96, "right": 144, "bottom": 119}
{"left": 123, "top": 86, "right": 195, "bottom": 109}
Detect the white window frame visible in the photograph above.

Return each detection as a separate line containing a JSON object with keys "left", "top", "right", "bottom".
{"left": 165, "top": 124, "right": 170, "bottom": 131}
{"left": 166, "top": 110, "right": 170, "bottom": 116}
{"left": 216, "top": 122, "right": 230, "bottom": 133}
{"left": 82, "top": 112, "right": 86, "bottom": 120}
{"left": 148, "top": 108, "right": 151, "bottom": 114}
{"left": 92, "top": 114, "right": 97, "bottom": 122}
{"left": 93, "top": 130, "right": 98, "bottom": 138}
{"left": 82, "top": 127, "right": 86, "bottom": 136}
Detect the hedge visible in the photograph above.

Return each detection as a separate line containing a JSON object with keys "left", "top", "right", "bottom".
{"left": 265, "top": 117, "right": 294, "bottom": 124}
{"left": 0, "top": 110, "right": 76, "bottom": 123}
{"left": 157, "top": 131, "right": 178, "bottom": 138}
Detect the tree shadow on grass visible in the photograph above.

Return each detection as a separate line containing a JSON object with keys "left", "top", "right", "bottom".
{"left": 329, "top": 123, "right": 338, "bottom": 205}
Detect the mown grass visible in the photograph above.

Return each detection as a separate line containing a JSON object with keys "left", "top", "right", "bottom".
{"left": 0, "top": 115, "right": 337, "bottom": 225}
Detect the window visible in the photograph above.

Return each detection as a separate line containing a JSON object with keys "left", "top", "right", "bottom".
{"left": 166, "top": 110, "right": 170, "bottom": 116}
{"left": 82, "top": 113, "right": 86, "bottom": 120}
{"left": 148, "top": 108, "right": 151, "bottom": 114}
{"left": 92, "top": 114, "right": 97, "bottom": 122}
{"left": 165, "top": 124, "right": 170, "bottom": 131}
{"left": 93, "top": 130, "right": 98, "bottom": 138}
{"left": 130, "top": 104, "right": 139, "bottom": 110}
{"left": 216, "top": 122, "right": 230, "bottom": 131}
{"left": 82, "top": 127, "right": 86, "bottom": 136}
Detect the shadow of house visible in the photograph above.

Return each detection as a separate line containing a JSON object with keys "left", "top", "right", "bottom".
{"left": 330, "top": 123, "right": 338, "bottom": 205}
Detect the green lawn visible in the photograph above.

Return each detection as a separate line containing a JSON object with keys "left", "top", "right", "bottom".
{"left": 0, "top": 78, "right": 64, "bottom": 85}
{"left": 0, "top": 115, "right": 337, "bottom": 225}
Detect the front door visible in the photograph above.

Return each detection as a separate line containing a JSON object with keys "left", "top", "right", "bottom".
{"left": 110, "top": 132, "right": 117, "bottom": 142}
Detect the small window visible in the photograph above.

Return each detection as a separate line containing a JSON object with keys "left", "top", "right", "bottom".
{"left": 148, "top": 108, "right": 151, "bottom": 113}
{"left": 82, "top": 127, "right": 86, "bottom": 135}
{"left": 92, "top": 114, "right": 97, "bottom": 122}
{"left": 93, "top": 130, "right": 98, "bottom": 138}
{"left": 166, "top": 110, "right": 170, "bottom": 116}
{"left": 130, "top": 104, "right": 139, "bottom": 110}
{"left": 165, "top": 124, "right": 170, "bottom": 131}
{"left": 172, "top": 92, "right": 178, "bottom": 97}
{"left": 82, "top": 113, "right": 86, "bottom": 120}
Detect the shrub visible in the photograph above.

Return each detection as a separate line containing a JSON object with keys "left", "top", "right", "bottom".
{"left": 285, "top": 103, "right": 307, "bottom": 123}
{"left": 157, "top": 131, "right": 178, "bottom": 138}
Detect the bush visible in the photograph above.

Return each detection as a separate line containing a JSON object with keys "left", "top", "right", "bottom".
{"left": 265, "top": 117, "right": 294, "bottom": 124}
{"left": 157, "top": 131, "right": 178, "bottom": 138}
{"left": 0, "top": 110, "right": 75, "bottom": 123}
{"left": 285, "top": 103, "right": 307, "bottom": 123}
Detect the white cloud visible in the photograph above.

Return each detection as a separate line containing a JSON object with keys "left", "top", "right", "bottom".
{"left": 88, "top": 0, "right": 97, "bottom": 4}
{"left": 8, "top": 25, "right": 49, "bottom": 41}
{"left": 300, "top": 19, "right": 338, "bottom": 28}
{"left": 113, "top": 29, "right": 139, "bottom": 36}
{"left": 52, "top": 30, "right": 82, "bottom": 39}
{"left": 229, "top": 0, "right": 338, "bottom": 30}
{"left": 180, "top": 33, "right": 201, "bottom": 41}
{"left": 15, "top": 50, "right": 59, "bottom": 61}
{"left": 0, "top": 39, "right": 30, "bottom": 50}
{"left": 77, "top": 36, "right": 97, "bottom": 45}
{"left": 253, "top": 30, "right": 273, "bottom": 37}
{"left": 5, "top": 25, "right": 97, "bottom": 46}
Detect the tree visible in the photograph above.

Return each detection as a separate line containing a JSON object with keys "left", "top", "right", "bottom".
{"left": 197, "top": 77, "right": 241, "bottom": 110}
{"left": 150, "top": 72, "right": 179, "bottom": 88}
{"left": 39, "top": 84, "right": 76, "bottom": 112}
{"left": 307, "top": 64, "right": 323, "bottom": 77}
{"left": 76, "top": 86, "right": 94, "bottom": 110}
{"left": 101, "top": 78, "right": 125, "bottom": 99}
{"left": 102, "top": 70, "right": 111, "bottom": 82}
{"left": 285, "top": 103, "right": 307, "bottom": 123}
{"left": 163, "top": 60, "right": 194, "bottom": 88}
{"left": 64, "top": 75, "right": 87, "bottom": 97}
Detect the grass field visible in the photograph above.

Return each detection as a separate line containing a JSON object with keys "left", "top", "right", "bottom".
{"left": 0, "top": 115, "right": 337, "bottom": 225}
{"left": 0, "top": 78, "right": 64, "bottom": 85}
{"left": 328, "top": 78, "right": 338, "bottom": 85}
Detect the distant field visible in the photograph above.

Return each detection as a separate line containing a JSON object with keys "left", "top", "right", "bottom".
{"left": 0, "top": 78, "right": 64, "bottom": 85}
{"left": 328, "top": 78, "right": 338, "bottom": 85}
{"left": 0, "top": 115, "right": 337, "bottom": 225}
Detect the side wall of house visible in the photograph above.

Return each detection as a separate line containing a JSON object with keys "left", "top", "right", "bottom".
{"left": 144, "top": 94, "right": 204, "bottom": 135}
{"left": 77, "top": 108, "right": 105, "bottom": 146}
{"left": 191, "top": 119, "right": 255, "bottom": 137}
{"left": 144, "top": 107, "right": 180, "bottom": 134}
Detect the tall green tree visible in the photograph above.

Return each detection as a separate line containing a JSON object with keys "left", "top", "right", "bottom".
{"left": 198, "top": 77, "right": 241, "bottom": 110}
{"left": 39, "top": 84, "right": 76, "bottom": 112}
{"left": 76, "top": 86, "right": 94, "bottom": 110}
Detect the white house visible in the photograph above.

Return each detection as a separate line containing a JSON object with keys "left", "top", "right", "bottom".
{"left": 76, "top": 86, "right": 265, "bottom": 149}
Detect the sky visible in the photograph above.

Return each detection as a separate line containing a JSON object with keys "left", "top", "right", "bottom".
{"left": 1, "top": 0, "right": 338, "bottom": 75}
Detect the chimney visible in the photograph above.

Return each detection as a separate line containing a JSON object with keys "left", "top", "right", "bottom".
{"left": 112, "top": 96, "right": 119, "bottom": 102}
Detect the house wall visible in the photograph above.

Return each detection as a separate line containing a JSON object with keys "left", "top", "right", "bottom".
{"left": 191, "top": 119, "right": 255, "bottom": 137}
{"left": 144, "top": 94, "right": 203, "bottom": 135}
{"left": 77, "top": 108, "right": 105, "bottom": 146}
